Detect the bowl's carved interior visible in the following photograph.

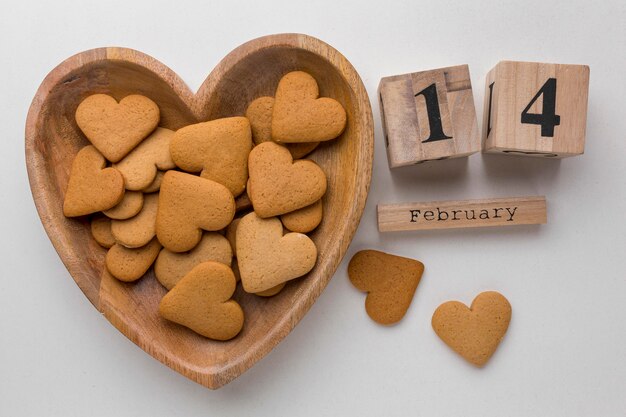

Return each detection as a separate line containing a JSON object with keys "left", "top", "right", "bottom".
{"left": 29, "top": 38, "right": 371, "bottom": 388}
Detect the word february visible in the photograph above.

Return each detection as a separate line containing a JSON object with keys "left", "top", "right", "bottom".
{"left": 377, "top": 196, "right": 546, "bottom": 232}
{"left": 410, "top": 206, "right": 518, "bottom": 222}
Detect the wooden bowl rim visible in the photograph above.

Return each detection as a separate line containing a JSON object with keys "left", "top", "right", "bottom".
{"left": 25, "top": 33, "right": 374, "bottom": 389}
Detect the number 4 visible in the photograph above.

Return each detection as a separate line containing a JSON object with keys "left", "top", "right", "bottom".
{"left": 521, "top": 78, "right": 561, "bottom": 137}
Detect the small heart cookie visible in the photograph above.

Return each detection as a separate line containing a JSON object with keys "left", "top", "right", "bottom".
{"left": 91, "top": 216, "right": 115, "bottom": 248}
{"left": 246, "top": 96, "right": 319, "bottom": 159}
{"left": 281, "top": 199, "right": 323, "bottom": 233}
{"left": 156, "top": 171, "right": 235, "bottom": 253}
{"left": 225, "top": 218, "right": 241, "bottom": 256}
{"left": 255, "top": 282, "right": 286, "bottom": 297}
{"left": 154, "top": 232, "right": 233, "bottom": 290}
{"left": 348, "top": 250, "right": 424, "bottom": 325}
{"left": 111, "top": 193, "right": 158, "bottom": 248}
{"left": 171, "top": 117, "right": 252, "bottom": 197}
{"left": 159, "top": 261, "right": 244, "bottom": 341}
{"left": 63, "top": 145, "right": 125, "bottom": 217}
{"left": 271, "top": 71, "right": 346, "bottom": 143}
{"left": 142, "top": 171, "right": 165, "bottom": 193}
{"left": 75, "top": 94, "right": 159, "bottom": 162}
{"left": 103, "top": 191, "right": 144, "bottom": 220}
{"left": 432, "top": 291, "right": 512, "bottom": 367}
{"left": 105, "top": 237, "right": 162, "bottom": 282}
{"left": 114, "top": 127, "right": 176, "bottom": 190}
{"left": 237, "top": 212, "right": 317, "bottom": 293}
{"left": 247, "top": 142, "right": 327, "bottom": 218}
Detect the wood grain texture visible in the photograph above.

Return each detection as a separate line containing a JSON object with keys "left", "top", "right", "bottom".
{"left": 25, "top": 34, "right": 374, "bottom": 389}
{"left": 378, "top": 65, "right": 479, "bottom": 167}
{"left": 482, "top": 61, "right": 589, "bottom": 158}
{"left": 378, "top": 196, "right": 546, "bottom": 232}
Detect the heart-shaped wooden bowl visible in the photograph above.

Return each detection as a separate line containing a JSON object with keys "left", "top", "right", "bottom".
{"left": 25, "top": 34, "right": 373, "bottom": 389}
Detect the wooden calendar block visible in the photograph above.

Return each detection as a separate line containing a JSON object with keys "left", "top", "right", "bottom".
{"left": 378, "top": 65, "right": 480, "bottom": 168}
{"left": 378, "top": 196, "right": 547, "bottom": 232}
{"left": 482, "top": 61, "right": 590, "bottom": 158}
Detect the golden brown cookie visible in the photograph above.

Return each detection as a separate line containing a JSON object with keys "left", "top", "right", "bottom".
{"left": 91, "top": 216, "right": 115, "bottom": 248}
{"left": 63, "top": 145, "right": 125, "bottom": 217}
{"left": 432, "top": 291, "right": 512, "bottom": 367}
{"left": 237, "top": 212, "right": 317, "bottom": 293}
{"left": 111, "top": 193, "right": 158, "bottom": 248}
{"left": 246, "top": 96, "right": 319, "bottom": 159}
{"left": 348, "top": 250, "right": 424, "bottom": 325}
{"left": 280, "top": 199, "right": 323, "bottom": 233}
{"left": 154, "top": 232, "right": 233, "bottom": 290}
{"left": 105, "top": 237, "right": 162, "bottom": 282}
{"left": 102, "top": 191, "right": 144, "bottom": 220}
{"left": 248, "top": 142, "right": 327, "bottom": 218}
{"left": 271, "top": 71, "right": 347, "bottom": 143}
{"left": 159, "top": 261, "right": 244, "bottom": 340}
{"left": 255, "top": 282, "right": 286, "bottom": 297}
{"left": 225, "top": 218, "right": 240, "bottom": 256}
{"left": 75, "top": 94, "right": 160, "bottom": 162}
{"left": 156, "top": 171, "right": 235, "bottom": 253}
{"left": 171, "top": 117, "right": 252, "bottom": 197}
{"left": 231, "top": 258, "right": 241, "bottom": 282}
{"left": 113, "top": 127, "right": 175, "bottom": 190}
{"left": 142, "top": 171, "right": 165, "bottom": 193}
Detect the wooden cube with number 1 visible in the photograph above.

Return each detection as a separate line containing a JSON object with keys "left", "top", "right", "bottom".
{"left": 482, "top": 61, "right": 590, "bottom": 158}
{"left": 379, "top": 65, "right": 480, "bottom": 168}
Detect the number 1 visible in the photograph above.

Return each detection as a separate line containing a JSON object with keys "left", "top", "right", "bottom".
{"left": 415, "top": 83, "right": 452, "bottom": 143}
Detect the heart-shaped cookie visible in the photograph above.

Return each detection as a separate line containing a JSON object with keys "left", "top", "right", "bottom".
{"left": 432, "top": 291, "right": 512, "bottom": 366}
{"left": 156, "top": 171, "right": 235, "bottom": 252}
{"left": 171, "top": 117, "right": 252, "bottom": 197}
{"left": 103, "top": 191, "right": 144, "bottom": 220}
{"left": 105, "top": 237, "right": 162, "bottom": 282}
{"left": 91, "top": 216, "right": 115, "bottom": 248}
{"left": 237, "top": 212, "right": 317, "bottom": 293}
{"left": 247, "top": 142, "right": 327, "bottom": 218}
{"left": 348, "top": 250, "right": 424, "bottom": 325}
{"left": 159, "top": 261, "right": 244, "bottom": 341}
{"left": 281, "top": 199, "right": 323, "bottom": 233}
{"left": 114, "top": 127, "right": 176, "bottom": 190}
{"left": 154, "top": 232, "right": 233, "bottom": 290}
{"left": 63, "top": 145, "right": 125, "bottom": 217}
{"left": 111, "top": 192, "right": 159, "bottom": 248}
{"left": 246, "top": 96, "right": 319, "bottom": 159}
{"left": 75, "top": 94, "right": 160, "bottom": 162}
{"left": 142, "top": 171, "right": 165, "bottom": 193}
{"left": 271, "top": 71, "right": 347, "bottom": 143}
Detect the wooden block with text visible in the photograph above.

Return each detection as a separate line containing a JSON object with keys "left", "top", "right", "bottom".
{"left": 482, "top": 61, "right": 590, "bottom": 158}
{"left": 378, "top": 196, "right": 547, "bottom": 232}
{"left": 378, "top": 65, "right": 480, "bottom": 168}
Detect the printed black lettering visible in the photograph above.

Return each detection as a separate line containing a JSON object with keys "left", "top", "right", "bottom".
{"left": 414, "top": 83, "right": 453, "bottom": 143}
{"left": 506, "top": 207, "right": 518, "bottom": 221}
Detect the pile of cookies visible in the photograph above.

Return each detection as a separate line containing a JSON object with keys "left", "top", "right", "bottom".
{"left": 63, "top": 71, "right": 347, "bottom": 341}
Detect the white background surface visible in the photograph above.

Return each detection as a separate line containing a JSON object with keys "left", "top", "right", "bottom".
{"left": 1, "top": 1, "right": 625, "bottom": 416}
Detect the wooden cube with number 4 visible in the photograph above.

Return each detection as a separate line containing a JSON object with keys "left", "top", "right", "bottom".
{"left": 482, "top": 61, "right": 590, "bottom": 158}
{"left": 379, "top": 65, "right": 480, "bottom": 168}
